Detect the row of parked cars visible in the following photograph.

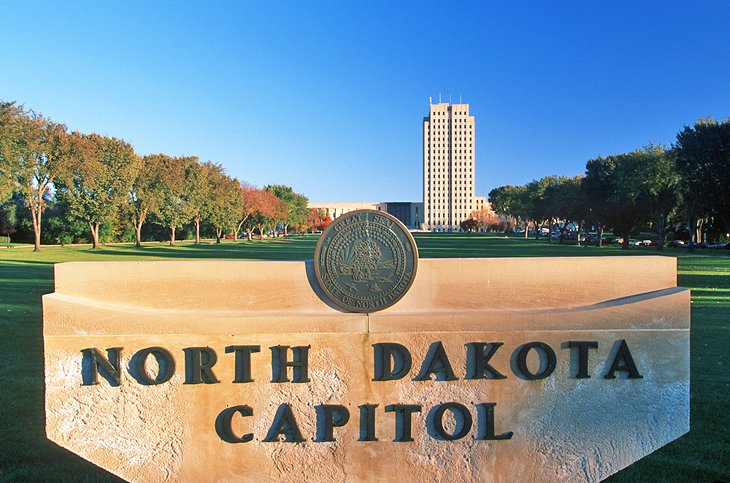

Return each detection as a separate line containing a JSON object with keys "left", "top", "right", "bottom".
{"left": 543, "top": 231, "right": 729, "bottom": 249}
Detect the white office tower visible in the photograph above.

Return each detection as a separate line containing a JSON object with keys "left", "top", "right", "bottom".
{"left": 423, "top": 102, "right": 476, "bottom": 231}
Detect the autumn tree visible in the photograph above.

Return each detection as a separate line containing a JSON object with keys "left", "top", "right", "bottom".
{"left": 264, "top": 184, "right": 309, "bottom": 236}
{"left": 254, "top": 189, "right": 284, "bottom": 238}
{"left": 153, "top": 155, "right": 197, "bottom": 245}
{"left": 237, "top": 183, "right": 260, "bottom": 241}
{"left": 306, "top": 208, "right": 322, "bottom": 233}
{"left": 0, "top": 105, "right": 75, "bottom": 251}
{"left": 56, "top": 133, "right": 140, "bottom": 249}
{"left": 470, "top": 205, "right": 501, "bottom": 232}
{"left": 128, "top": 154, "right": 165, "bottom": 247}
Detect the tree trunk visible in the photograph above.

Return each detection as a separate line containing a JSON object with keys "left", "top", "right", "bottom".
{"left": 134, "top": 209, "right": 147, "bottom": 247}
{"left": 215, "top": 228, "right": 222, "bottom": 244}
{"left": 597, "top": 225, "right": 604, "bottom": 247}
{"left": 170, "top": 225, "right": 176, "bottom": 246}
{"left": 284, "top": 223, "right": 289, "bottom": 236}
{"left": 89, "top": 222, "right": 100, "bottom": 249}
{"left": 524, "top": 221, "right": 529, "bottom": 239}
{"left": 31, "top": 206, "right": 41, "bottom": 252}
{"left": 655, "top": 213, "right": 666, "bottom": 251}
{"left": 697, "top": 218, "right": 705, "bottom": 244}
{"left": 195, "top": 217, "right": 200, "bottom": 244}
{"left": 135, "top": 222, "right": 143, "bottom": 247}
{"left": 246, "top": 229, "right": 253, "bottom": 241}
{"left": 687, "top": 210, "right": 696, "bottom": 253}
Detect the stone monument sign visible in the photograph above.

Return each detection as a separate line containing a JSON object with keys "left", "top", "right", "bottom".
{"left": 43, "top": 211, "right": 690, "bottom": 481}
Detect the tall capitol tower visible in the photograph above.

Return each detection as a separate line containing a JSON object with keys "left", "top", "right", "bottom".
{"left": 422, "top": 102, "right": 476, "bottom": 232}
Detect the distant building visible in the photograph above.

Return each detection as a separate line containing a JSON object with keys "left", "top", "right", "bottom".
{"left": 423, "top": 102, "right": 482, "bottom": 232}
{"left": 473, "top": 195, "right": 487, "bottom": 213}
{"left": 308, "top": 201, "right": 424, "bottom": 230}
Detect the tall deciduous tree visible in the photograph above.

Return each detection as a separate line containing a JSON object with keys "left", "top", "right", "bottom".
{"left": 154, "top": 155, "right": 197, "bottom": 245}
{"left": 204, "top": 165, "right": 239, "bottom": 243}
{"left": 57, "top": 133, "right": 140, "bottom": 249}
{"left": 642, "top": 146, "right": 680, "bottom": 249}
{"left": 675, "top": 118, "right": 730, "bottom": 250}
{"left": 237, "top": 183, "right": 260, "bottom": 241}
{"left": 255, "top": 189, "right": 284, "bottom": 238}
{"left": 584, "top": 156, "right": 614, "bottom": 247}
{"left": 1, "top": 105, "right": 75, "bottom": 251}
{"left": 488, "top": 185, "right": 529, "bottom": 235}
{"left": 128, "top": 154, "right": 165, "bottom": 247}
{"left": 185, "top": 158, "right": 210, "bottom": 244}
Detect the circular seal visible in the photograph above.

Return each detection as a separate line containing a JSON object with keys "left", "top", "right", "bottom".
{"left": 314, "top": 209, "right": 419, "bottom": 313}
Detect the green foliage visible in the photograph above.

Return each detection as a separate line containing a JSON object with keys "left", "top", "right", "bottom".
{"left": 264, "top": 184, "right": 309, "bottom": 234}
{"left": 152, "top": 155, "right": 198, "bottom": 240}
{"left": 675, "top": 117, "right": 730, "bottom": 231}
{"left": 0, "top": 102, "right": 22, "bottom": 204}
{"left": 488, "top": 185, "right": 529, "bottom": 227}
{"left": 55, "top": 133, "right": 139, "bottom": 248}
{"left": 459, "top": 217, "right": 478, "bottom": 232}
{"left": 204, "top": 164, "right": 240, "bottom": 241}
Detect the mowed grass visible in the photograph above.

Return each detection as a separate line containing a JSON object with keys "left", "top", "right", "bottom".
{"left": 0, "top": 234, "right": 727, "bottom": 482}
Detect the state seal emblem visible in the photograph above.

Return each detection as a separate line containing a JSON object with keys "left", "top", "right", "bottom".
{"left": 314, "top": 209, "right": 418, "bottom": 312}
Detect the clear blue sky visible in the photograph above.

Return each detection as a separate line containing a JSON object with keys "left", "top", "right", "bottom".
{"left": 2, "top": 1, "right": 729, "bottom": 202}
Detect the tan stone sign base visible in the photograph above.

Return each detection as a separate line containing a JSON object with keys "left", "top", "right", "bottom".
{"left": 44, "top": 257, "right": 689, "bottom": 482}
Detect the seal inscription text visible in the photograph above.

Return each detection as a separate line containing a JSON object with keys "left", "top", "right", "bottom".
{"left": 314, "top": 210, "right": 418, "bottom": 312}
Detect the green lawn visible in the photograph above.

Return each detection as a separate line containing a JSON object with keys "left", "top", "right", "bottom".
{"left": 0, "top": 234, "right": 727, "bottom": 482}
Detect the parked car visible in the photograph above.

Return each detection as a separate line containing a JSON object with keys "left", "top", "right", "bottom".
{"left": 667, "top": 240, "right": 685, "bottom": 247}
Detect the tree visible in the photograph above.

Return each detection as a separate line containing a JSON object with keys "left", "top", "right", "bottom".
{"left": 306, "top": 208, "right": 332, "bottom": 232}
{"left": 584, "top": 157, "right": 614, "bottom": 247}
{"left": 1, "top": 105, "right": 75, "bottom": 251}
{"left": 153, "top": 155, "right": 196, "bottom": 245}
{"left": 488, "top": 185, "right": 529, "bottom": 234}
{"left": 585, "top": 151, "right": 652, "bottom": 249}
{"left": 642, "top": 146, "right": 680, "bottom": 250}
{"left": 675, "top": 118, "right": 730, "bottom": 251}
{"left": 254, "top": 189, "right": 284, "bottom": 238}
{"left": 525, "top": 176, "right": 563, "bottom": 241}
{"left": 459, "top": 218, "right": 479, "bottom": 232}
{"left": 56, "top": 133, "right": 140, "bottom": 249}
{"left": 128, "top": 154, "right": 165, "bottom": 247}
{"left": 0, "top": 202, "right": 17, "bottom": 241}
{"left": 264, "top": 184, "right": 309, "bottom": 236}
{"left": 184, "top": 158, "right": 210, "bottom": 244}
{"left": 204, "top": 165, "right": 239, "bottom": 243}
{"left": 0, "top": 102, "right": 21, "bottom": 204}
{"left": 469, "top": 205, "right": 501, "bottom": 232}
{"left": 548, "top": 175, "right": 587, "bottom": 244}
{"left": 237, "top": 183, "right": 260, "bottom": 241}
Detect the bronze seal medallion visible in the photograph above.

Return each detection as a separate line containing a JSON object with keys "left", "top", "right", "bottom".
{"left": 314, "top": 209, "right": 418, "bottom": 313}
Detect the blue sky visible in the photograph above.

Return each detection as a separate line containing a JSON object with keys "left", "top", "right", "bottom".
{"left": 1, "top": 1, "right": 729, "bottom": 202}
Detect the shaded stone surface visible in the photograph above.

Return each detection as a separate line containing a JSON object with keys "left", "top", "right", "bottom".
{"left": 44, "top": 256, "right": 689, "bottom": 482}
